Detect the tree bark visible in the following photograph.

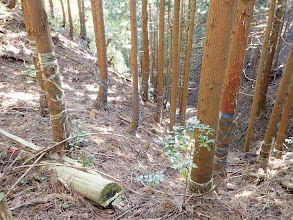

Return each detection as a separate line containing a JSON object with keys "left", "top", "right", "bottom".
{"left": 141, "top": 0, "right": 150, "bottom": 101}
{"left": 9, "top": 0, "right": 16, "bottom": 9}
{"left": 149, "top": 3, "right": 154, "bottom": 87}
{"left": 91, "top": 0, "right": 108, "bottom": 109}
{"left": 244, "top": 0, "right": 277, "bottom": 153}
{"left": 163, "top": 1, "right": 172, "bottom": 109}
{"left": 154, "top": 0, "right": 165, "bottom": 123}
{"left": 275, "top": 79, "right": 293, "bottom": 159}
{"left": 177, "top": 0, "right": 185, "bottom": 101}
{"left": 67, "top": 0, "right": 74, "bottom": 40}
{"left": 49, "top": 0, "right": 55, "bottom": 19}
{"left": 21, "top": 0, "right": 49, "bottom": 118}
{"left": 23, "top": 0, "right": 71, "bottom": 154}
{"left": 59, "top": 0, "right": 66, "bottom": 27}
{"left": 258, "top": 41, "right": 293, "bottom": 165}
{"left": 77, "top": 0, "right": 87, "bottom": 39}
{"left": 180, "top": 0, "right": 196, "bottom": 126}
{"left": 273, "top": 0, "right": 289, "bottom": 70}
{"left": 129, "top": 0, "right": 141, "bottom": 135}
{"left": 257, "top": 0, "right": 283, "bottom": 114}
{"left": 169, "top": 0, "right": 180, "bottom": 132}
{"left": 214, "top": 0, "right": 255, "bottom": 176}
{"left": 189, "top": 0, "right": 236, "bottom": 194}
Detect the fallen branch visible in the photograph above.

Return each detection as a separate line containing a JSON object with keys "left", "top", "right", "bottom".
{"left": 0, "top": 129, "right": 123, "bottom": 207}
{"left": 0, "top": 130, "right": 137, "bottom": 165}
{"left": 5, "top": 152, "right": 45, "bottom": 197}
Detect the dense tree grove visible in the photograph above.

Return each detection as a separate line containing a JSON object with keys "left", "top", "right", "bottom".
{"left": 1, "top": 0, "right": 293, "bottom": 218}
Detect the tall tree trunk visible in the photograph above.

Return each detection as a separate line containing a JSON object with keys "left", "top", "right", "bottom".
{"left": 141, "top": 0, "right": 150, "bottom": 101}
{"left": 257, "top": 0, "right": 283, "bottom": 114}
{"left": 214, "top": 0, "right": 255, "bottom": 176}
{"left": 77, "top": 0, "right": 87, "bottom": 39}
{"left": 275, "top": 79, "right": 293, "bottom": 159}
{"left": 149, "top": 3, "right": 154, "bottom": 87}
{"left": 180, "top": 0, "right": 196, "bottom": 126}
{"left": 67, "top": 0, "right": 74, "bottom": 40}
{"left": 177, "top": 0, "right": 185, "bottom": 101}
{"left": 189, "top": 0, "right": 236, "bottom": 194}
{"left": 21, "top": 0, "right": 49, "bottom": 118}
{"left": 154, "top": 0, "right": 165, "bottom": 123}
{"left": 164, "top": 3, "right": 173, "bottom": 109}
{"left": 90, "top": 0, "right": 108, "bottom": 109}
{"left": 244, "top": 0, "right": 277, "bottom": 153}
{"left": 22, "top": 0, "right": 71, "bottom": 154}
{"left": 129, "top": 0, "right": 141, "bottom": 135}
{"left": 49, "top": 0, "right": 55, "bottom": 19}
{"left": 258, "top": 41, "right": 293, "bottom": 166}
{"left": 273, "top": 1, "right": 292, "bottom": 69}
{"left": 163, "top": 1, "right": 172, "bottom": 109}
{"left": 9, "top": 0, "right": 16, "bottom": 9}
{"left": 169, "top": 0, "right": 180, "bottom": 132}
{"left": 250, "top": 45, "right": 260, "bottom": 87}
{"left": 59, "top": 0, "right": 66, "bottom": 27}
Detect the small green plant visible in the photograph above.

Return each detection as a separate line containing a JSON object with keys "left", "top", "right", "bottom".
{"left": 68, "top": 119, "right": 89, "bottom": 151}
{"left": 21, "top": 64, "right": 36, "bottom": 81}
{"left": 157, "top": 119, "right": 214, "bottom": 178}
{"left": 156, "top": 119, "right": 215, "bottom": 198}
{"left": 135, "top": 171, "right": 167, "bottom": 188}
{"left": 20, "top": 180, "right": 29, "bottom": 186}
{"left": 33, "top": 173, "right": 49, "bottom": 182}
{"left": 77, "top": 153, "right": 96, "bottom": 167}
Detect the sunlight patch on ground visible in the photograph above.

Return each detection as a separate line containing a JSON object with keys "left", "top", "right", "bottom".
{"left": 74, "top": 91, "right": 84, "bottom": 97}
{"left": 235, "top": 190, "right": 253, "bottom": 197}
{"left": 0, "top": 91, "right": 36, "bottom": 100}
{"left": 4, "top": 44, "right": 21, "bottom": 54}
{"left": 90, "top": 125, "right": 114, "bottom": 133}
{"left": 88, "top": 94, "right": 96, "bottom": 100}
{"left": 0, "top": 91, "right": 38, "bottom": 107}
{"left": 85, "top": 84, "right": 98, "bottom": 92}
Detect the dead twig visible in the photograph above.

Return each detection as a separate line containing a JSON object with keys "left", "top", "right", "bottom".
{"left": 5, "top": 152, "right": 45, "bottom": 197}
{"left": 22, "top": 132, "right": 137, "bottom": 165}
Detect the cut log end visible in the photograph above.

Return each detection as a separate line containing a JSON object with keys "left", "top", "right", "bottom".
{"left": 99, "top": 183, "right": 123, "bottom": 207}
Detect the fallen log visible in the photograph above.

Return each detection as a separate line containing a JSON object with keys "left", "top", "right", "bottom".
{"left": 45, "top": 162, "right": 122, "bottom": 207}
{"left": 0, "top": 128, "right": 122, "bottom": 207}
{"left": 281, "top": 181, "right": 293, "bottom": 193}
{"left": 0, "top": 192, "right": 14, "bottom": 220}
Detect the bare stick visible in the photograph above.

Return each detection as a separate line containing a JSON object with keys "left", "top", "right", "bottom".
{"left": 5, "top": 152, "right": 45, "bottom": 197}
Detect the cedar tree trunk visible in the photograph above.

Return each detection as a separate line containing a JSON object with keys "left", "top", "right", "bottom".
{"left": 141, "top": 0, "right": 150, "bottom": 101}
{"left": 244, "top": 0, "right": 277, "bottom": 152}
{"left": 258, "top": 40, "right": 293, "bottom": 165}
{"left": 189, "top": 0, "right": 236, "bottom": 194}
{"left": 23, "top": 0, "right": 71, "bottom": 154}
{"left": 129, "top": 0, "right": 141, "bottom": 135}
{"left": 214, "top": 0, "right": 255, "bottom": 176}
{"left": 154, "top": 0, "right": 165, "bottom": 123}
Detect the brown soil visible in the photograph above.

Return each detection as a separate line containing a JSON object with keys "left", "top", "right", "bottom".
{"left": 1, "top": 4, "right": 292, "bottom": 220}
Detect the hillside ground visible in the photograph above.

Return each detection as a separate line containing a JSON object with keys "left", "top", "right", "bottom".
{"left": 0, "top": 4, "right": 292, "bottom": 220}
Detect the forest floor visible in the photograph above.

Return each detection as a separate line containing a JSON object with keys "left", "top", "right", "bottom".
{"left": 1, "top": 4, "right": 293, "bottom": 220}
